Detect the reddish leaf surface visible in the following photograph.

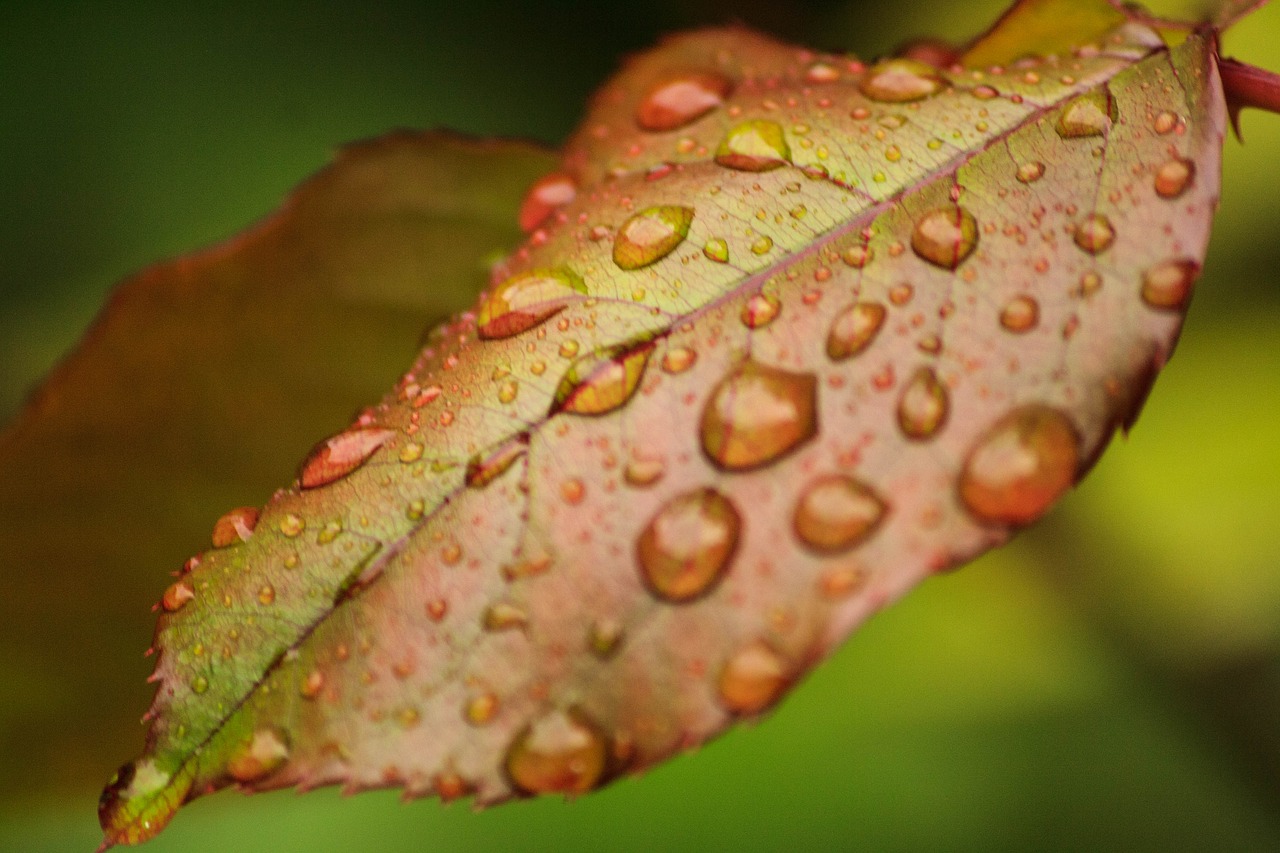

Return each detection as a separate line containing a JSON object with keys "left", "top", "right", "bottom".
{"left": 66, "top": 0, "right": 1245, "bottom": 846}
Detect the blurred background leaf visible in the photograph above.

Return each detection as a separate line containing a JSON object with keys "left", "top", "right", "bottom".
{"left": 1, "top": 1, "right": 1279, "bottom": 850}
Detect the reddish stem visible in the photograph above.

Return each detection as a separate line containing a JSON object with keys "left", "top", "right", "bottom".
{"left": 1220, "top": 57, "right": 1280, "bottom": 138}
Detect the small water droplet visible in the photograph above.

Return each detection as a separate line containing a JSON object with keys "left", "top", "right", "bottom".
{"left": 911, "top": 205, "right": 978, "bottom": 270}
{"left": 1073, "top": 213, "right": 1115, "bottom": 254}
{"left": 714, "top": 120, "right": 791, "bottom": 171}
{"left": 636, "top": 73, "right": 733, "bottom": 131}
{"left": 897, "top": 367, "right": 949, "bottom": 440}
{"left": 258, "top": 584, "right": 275, "bottom": 606}
{"left": 299, "top": 427, "right": 394, "bottom": 490}
{"left": 1056, "top": 89, "right": 1115, "bottom": 138}
{"left": 741, "top": 293, "right": 780, "bottom": 329}
{"left": 1000, "top": 295, "right": 1040, "bottom": 332}
{"left": 466, "top": 692, "right": 500, "bottom": 726}
{"left": 841, "top": 246, "right": 873, "bottom": 268}
{"left": 559, "top": 339, "right": 580, "bottom": 359}
{"left": 399, "top": 442, "right": 424, "bottom": 464}
{"left": 497, "top": 380, "right": 519, "bottom": 404}
{"left": 588, "top": 618, "right": 625, "bottom": 658}
{"left": 1016, "top": 161, "right": 1045, "bottom": 184}
{"left": 859, "top": 58, "right": 946, "bottom": 102}
{"left": 434, "top": 772, "right": 472, "bottom": 802}
{"left": 1141, "top": 259, "right": 1199, "bottom": 310}
{"left": 1153, "top": 111, "right": 1178, "bottom": 134}
{"left": 959, "top": 405, "right": 1080, "bottom": 525}
{"left": 623, "top": 455, "right": 666, "bottom": 488}
{"left": 466, "top": 437, "right": 529, "bottom": 488}
{"left": 161, "top": 581, "right": 195, "bottom": 613}
{"left": 227, "top": 728, "right": 290, "bottom": 783}
{"left": 661, "top": 346, "right": 697, "bottom": 374}
{"left": 300, "top": 669, "right": 324, "bottom": 699}
{"left": 701, "top": 360, "right": 818, "bottom": 471}
{"left": 211, "top": 506, "right": 259, "bottom": 547}
{"left": 518, "top": 173, "right": 577, "bottom": 232}
{"left": 613, "top": 206, "right": 695, "bottom": 270}
{"left": 279, "top": 514, "right": 305, "bottom": 538}
{"left": 718, "top": 640, "right": 788, "bottom": 714}
{"left": 1154, "top": 157, "right": 1194, "bottom": 199}
{"left": 505, "top": 708, "right": 607, "bottom": 795}
{"left": 750, "top": 236, "right": 774, "bottom": 256}
{"left": 552, "top": 341, "right": 655, "bottom": 416}
{"left": 192, "top": 675, "right": 209, "bottom": 694}
{"left": 793, "top": 475, "right": 887, "bottom": 553}
{"left": 478, "top": 269, "right": 587, "bottom": 340}
{"left": 826, "top": 302, "right": 886, "bottom": 361}
{"left": 637, "top": 487, "right": 741, "bottom": 602}
{"left": 426, "top": 598, "right": 448, "bottom": 621}
{"left": 483, "top": 602, "right": 529, "bottom": 632}
{"left": 703, "top": 237, "right": 729, "bottom": 263}
{"left": 561, "top": 478, "right": 586, "bottom": 505}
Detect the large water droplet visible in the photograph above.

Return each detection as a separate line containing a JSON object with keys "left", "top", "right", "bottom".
{"left": 827, "top": 302, "right": 886, "bottom": 361}
{"left": 1000, "top": 295, "right": 1040, "bottom": 333}
{"left": 1056, "top": 89, "right": 1115, "bottom": 138}
{"left": 741, "top": 293, "right": 780, "bottom": 329}
{"left": 1073, "top": 214, "right": 1115, "bottom": 254}
{"left": 637, "top": 487, "right": 740, "bottom": 602}
{"left": 1141, "top": 259, "right": 1199, "bottom": 310}
{"left": 714, "top": 120, "right": 791, "bottom": 171}
{"left": 211, "top": 506, "right": 259, "bottom": 547}
{"left": 299, "top": 428, "right": 395, "bottom": 490}
{"left": 613, "top": 206, "right": 695, "bottom": 270}
{"left": 505, "top": 708, "right": 607, "bottom": 795}
{"left": 700, "top": 361, "right": 818, "bottom": 471}
{"left": 1154, "top": 157, "right": 1195, "bottom": 199}
{"left": 465, "top": 436, "right": 529, "bottom": 488}
{"left": 911, "top": 205, "right": 978, "bottom": 270}
{"left": 552, "top": 340, "right": 655, "bottom": 416}
{"left": 636, "top": 73, "right": 733, "bottom": 131}
{"left": 959, "top": 405, "right": 1080, "bottom": 525}
{"left": 859, "top": 59, "right": 946, "bottom": 102}
{"left": 518, "top": 172, "right": 577, "bottom": 232}
{"left": 718, "top": 640, "right": 788, "bottom": 714}
{"left": 897, "top": 367, "right": 949, "bottom": 440}
{"left": 226, "top": 727, "right": 290, "bottom": 783}
{"left": 477, "top": 269, "right": 587, "bottom": 340}
{"left": 793, "top": 475, "right": 886, "bottom": 553}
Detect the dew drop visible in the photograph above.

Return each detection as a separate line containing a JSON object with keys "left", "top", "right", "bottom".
{"left": 1141, "top": 259, "right": 1199, "bottom": 311}
{"left": 279, "top": 514, "right": 305, "bottom": 538}
{"left": 624, "top": 456, "right": 666, "bottom": 488}
{"left": 226, "top": 728, "right": 290, "bottom": 783}
{"left": 1000, "top": 295, "right": 1040, "bottom": 332}
{"left": 518, "top": 172, "right": 577, "bottom": 232}
{"left": 192, "top": 675, "right": 209, "bottom": 694}
{"left": 588, "top": 618, "right": 625, "bottom": 658}
{"left": 465, "top": 437, "right": 529, "bottom": 488}
{"left": 859, "top": 58, "right": 946, "bottom": 102}
{"left": 897, "top": 367, "right": 949, "bottom": 440}
{"left": 959, "top": 405, "right": 1080, "bottom": 525}
{"left": 750, "top": 236, "right": 774, "bottom": 256}
{"left": 483, "top": 602, "right": 529, "bottom": 632}
{"left": 552, "top": 341, "right": 655, "bottom": 416}
{"left": 911, "top": 205, "right": 978, "bottom": 270}
{"left": 703, "top": 237, "right": 729, "bottom": 263}
{"left": 1153, "top": 111, "right": 1178, "bottom": 134}
{"left": 841, "top": 246, "right": 873, "bottom": 268}
{"left": 636, "top": 73, "right": 733, "bottom": 131}
{"left": 1073, "top": 214, "right": 1115, "bottom": 254}
{"left": 826, "top": 302, "right": 886, "bottom": 361}
{"left": 700, "top": 360, "right": 818, "bottom": 471}
{"left": 466, "top": 693, "right": 499, "bottom": 726}
{"left": 300, "top": 669, "right": 324, "bottom": 699}
{"left": 298, "top": 427, "right": 394, "bottom": 490}
{"left": 718, "top": 640, "right": 788, "bottom": 714}
{"left": 741, "top": 293, "right": 780, "bottom": 329}
{"left": 505, "top": 708, "right": 607, "bottom": 795}
{"left": 257, "top": 584, "right": 275, "bottom": 606}
{"left": 793, "top": 475, "right": 887, "bottom": 553}
{"left": 1056, "top": 89, "right": 1115, "bottom": 138}
{"left": 1016, "top": 161, "right": 1045, "bottom": 184}
{"left": 613, "top": 206, "right": 695, "bottom": 270}
{"left": 714, "top": 120, "right": 791, "bottom": 171}
{"left": 1154, "top": 157, "right": 1195, "bottom": 199}
{"left": 561, "top": 478, "right": 586, "bottom": 505}
{"left": 211, "top": 506, "right": 259, "bottom": 547}
{"left": 661, "top": 346, "right": 697, "bottom": 374}
{"left": 637, "top": 487, "right": 741, "bottom": 602}
{"left": 161, "top": 581, "right": 195, "bottom": 613}
{"left": 477, "top": 268, "right": 587, "bottom": 340}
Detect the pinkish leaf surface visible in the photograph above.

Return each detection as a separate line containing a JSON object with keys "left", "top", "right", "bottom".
{"left": 86, "top": 1, "right": 1248, "bottom": 846}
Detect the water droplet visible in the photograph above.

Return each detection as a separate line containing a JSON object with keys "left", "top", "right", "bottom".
{"left": 1056, "top": 89, "right": 1115, "bottom": 138}
{"left": 793, "top": 475, "right": 887, "bottom": 553}
{"left": 588, "top": 618, "right": 625, "bottom": 658}
{"left": 1073, "top": 214, "right": 1115, "bottom": 254}
{"left": 518, "top": 173, "right": 577, "bottom": 232}
{"left": 561, "top": 478, "right": 586, "bottom": 505}
{"left": 192, "top": 675, "right": 209, "bottom": 694}
{"left": 714, "top": 120, "right": 791, "bottom": 171}
{"left": 279, "top": 514, "right": 305, "bottom": 538}
{"left": 897, "top": 367, "right": 949, "bottom": 440}
{"left": 552, "top": 341, "right": 655, "bottom": 416}
{"left": 959, "top": 405, "right": 1080, "bottom": 525}
{"left": 1153, "top": 111, "right": 1178, "bottom": 134}
{"left": 497, "top": 380, "right": 519, "bottom": 404}
{"left": 398, "top": 442, "right": 424, "bottom": 464}
{"left": 161, "top": 581, "right": 195, "bottom": 613}
{"left": 859, "top": 59, "right": 946, "bottom": 102}
{"left": 703, "top": 237, "right": 729, "bottom": 263}
{"left": 637, "top": 487, "right": 740, "bottom": 602}
{"left": 559, "top": 339, "right": 580, "bottom": 359}
{"left": 426, "top": 598, "right": 448, "bottom": 621}
{"left": 741, "top": 293, "right": 780, "bottom": 329}
{"left": 466, "top": 692, "right": 499, "bottom": 726}
{"left": 505, "top": 708, "right": 607, "bottom": 795}
{"left": 1016, "top": 161, "right": 1045, "bottom": 184}
{"left": 911, "top": 205, "right": 978, "bottom": 270}
{"left": 613, "top": 206, "right": 695, "bottom": 270}
{"left": 1141, "top": 259, "right": 1199, "bottom": 310}
{"left": 1154, "top": 157, "right": 1195, "bottom": 199}
{"left": 300, "top": 669, "right": 324, "bottom": 699}
{"left": 298, "top": 427, "right": 394, "bottom": 490}
{"left": 227, "top": 727, "right": 290, "bottom": 783}
{"left": 842, "top": 246, "right": 873, "bottom": 268}
{"left": 661, "top": 346, "right": 697, "bottom": 374}
{"left": 636, "top": 73, "right": 733, "bottom": 131}
{"left": 701, "top": 360, "right": 818, "bottom": 471}
{"left": 718, "top": 640, "right": 788, "bottom": 714}
{"left": 211, "top": 506, "right": 259, "bottom": 547}
{"left": 477, "top": 268, "right": 587, "bottom": 340}
{"left": 483, "top": 602, "right": 529, "bottom": 632}
{"left": 624, "top": 455, "right": 666, "bottom": 487}
{"left": 258, "top": 584, "right": 275, "bottom": 606}
{"left": 750, "top": 236, "right": 774, "bottom": 256}
{"left": 1000, "top": 295, "right": 1040, "bottom": 332}
{"left": 827, "top": 302, "right": 886, "bottom": 361}
{"left": 465, "top": 437, "right": 529, "bottom": 488}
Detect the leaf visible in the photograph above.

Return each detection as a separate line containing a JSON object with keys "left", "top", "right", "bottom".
{"left": 84, "top": 0, "right": 1243, "bottom": 846}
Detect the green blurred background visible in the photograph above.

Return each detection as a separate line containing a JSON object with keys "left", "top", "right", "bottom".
{"left": 3, "top": 1, "right": 1280, "bottom": 850}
